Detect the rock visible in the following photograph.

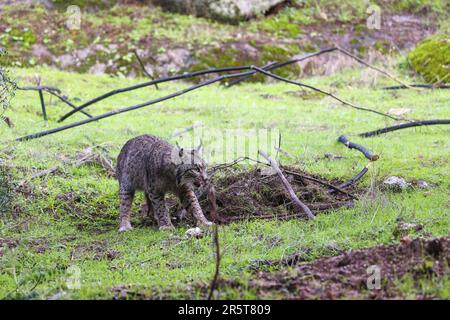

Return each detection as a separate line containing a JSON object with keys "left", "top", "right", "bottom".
{"left": 57, "top": 54, "right": 76, "bottom": 69}
{"left": 31, "top": 43, "right": 54, "bottom": 61}
{"left": 154, "top": 0, "right": 286, "bottom": 23}
{"left": 89, "top": 62, "right": 107, "bottom": 75}
{"left": 185, "top": 227, "right": 204, "bottom": 238}
{"left": 383, "top": 176, "right": 410, "bottom": 190}
{"left": 155, "top": 48, "right": 194, "bottom": 76}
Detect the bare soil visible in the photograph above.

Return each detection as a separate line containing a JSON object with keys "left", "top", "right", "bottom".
{"left": 221, "top": 236, "right": 450, "bottom": 299}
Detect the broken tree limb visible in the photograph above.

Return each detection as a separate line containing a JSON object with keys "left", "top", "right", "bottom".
{"left": 336, "top": 162, "right": 372, "bottom": 190}
{"left": 337, "top": 135, "right": 379, "bottom": 161}
{"left": 282, "top": 167, "right": 357, "bottom": 199}
{"left": 38, "top": 89, "right": 47, "bottom": 122}
{"left": 16, "top": 67, "right": 274, "bottom": 141}
{"left": 207, "top": 224, "right": 221, "bottom": 300}
{"left": 17, "top": 86, "right": 93, "bottom": 118}
{"left": 250, "top": 66, "right": 404, "bottom": 121}
{"left": 133, "top": 50, "right": 159, "bottom": 90}
{"left": 57, "top": 64, "right": 272, "bottom": 122}
{"left": 335, "top": 47, "right": 415, "bottom": 90}
{"left": 226, "top": 47, "right": 338, "bottom": 87}
{"left": 382, "top": 84, "right": 450, "bottom": 90}
{"left": 258, "top": 150, "right": 315, "bottom": 220}
{"left": 359, "top": 119, "right": 450, "bottom": 138}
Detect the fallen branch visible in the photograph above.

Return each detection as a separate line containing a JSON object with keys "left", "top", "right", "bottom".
{"left": 133, "top": 50, "right": 159, "bottom": 90}
{"left": 227, "top": 47, "right": 337, "bottom": 87}
{"left": 250, "top": 66, "right": 403, "bottom": 121}
{"left": 336, "top": 47, "right": 414, "bottom": 89}
{"left": 17, "top": 86, "right": 93, "bottom": 118}
{"left": 337, "top": 135, "right": 379, "bottom": 161}
{"left": 336, "top": 162, "right": 372, "bottom": 190}
{"left": 16, "top": 67, "right": 271, "bottom": 141}
{"left": 359, "top": 119, "right": 450, "bottom": 138}
{"left": 207, "top": 224, "right": 221, "bottom": 300}
{"left": 258, "top": 150, "right": 315, "bottom": 219}
{"left": 224, "top": 201, "right": 353, "bottom": 221}
{"left": 282, "top": 167, "right": 357, "bottom": 199}
{"left": 382, "top": 84, "right": 450, "bottom": 90}
{"left": 57, "top": 64, "right": 272, "bottom": 122}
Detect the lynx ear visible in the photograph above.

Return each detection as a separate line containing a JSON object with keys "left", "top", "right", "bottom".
{"left": 178, "top": 147, "right": 184, "bottom": 158}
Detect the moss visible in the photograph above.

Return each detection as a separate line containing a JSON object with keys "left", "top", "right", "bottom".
{"left": 408, "top": 34, "right": 450, "bottom": 84}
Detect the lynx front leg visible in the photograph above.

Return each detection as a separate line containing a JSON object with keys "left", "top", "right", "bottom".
{"left": 181, "top": 188, "right": 213, "bottom": 227}
{"left": 119, "top": 192, "right": 134, "bottom": 232}
{"left": 150, "top": 193, "right": 174, "bottom": 230}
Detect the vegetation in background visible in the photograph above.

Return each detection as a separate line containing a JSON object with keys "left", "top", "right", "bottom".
{"left": 408, "top": 34, "right": 450, "bottom": 84}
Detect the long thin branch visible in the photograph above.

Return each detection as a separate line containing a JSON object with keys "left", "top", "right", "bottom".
{"left": 17, "top": 86, "right": 93, "bottom": 118}
{"left": 250, "top": 66, "right": 403, "bottom": 121}
{"left": 382, "top": 84, "right": 450, "bottom": 90}
{"left": 281, "top": 167, "right": 357, "bottom": 199}
{"left": 57, "top": 65, "right": 270, "bottom": 122}
{"left": 207, "top": 224, "right": 221, "bottom": 300}
{"left": 133, "top": 50, "right": 159, "bottom": 90}
{"left": 335, "top": 47, "right": 414, "bottom": 89}
{"left": 258, "top": 150, "right": 315, "bottom": 219}
{"left": 226, "top": 47, "right": 338, "bottom": 87}
{"left": 359, "top": 119, "right": 450, "bottom": 138}
{"left": 15, "top": 68, "right": 268, "bottom": 141}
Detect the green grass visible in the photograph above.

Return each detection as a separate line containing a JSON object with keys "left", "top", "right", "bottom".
{"left": 0, "top": 61, "right": 449, "bottom": 299}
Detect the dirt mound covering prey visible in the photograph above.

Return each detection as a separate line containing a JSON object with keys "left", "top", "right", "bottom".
{"left": 194, "top": 167, "right": 357, "bottom": 224}
{"left": 225, "top": 236, "right": 450, "bottom": 299}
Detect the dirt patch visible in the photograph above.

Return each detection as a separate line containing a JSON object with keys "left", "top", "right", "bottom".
{"left": 70, "top": 239, "right": 120, "bottom": 261}
{"left": 218, "top": 236, "right": 449, "bottom": 299}
{"left": 0, "top": 237, "right": 19, "bottom": 256}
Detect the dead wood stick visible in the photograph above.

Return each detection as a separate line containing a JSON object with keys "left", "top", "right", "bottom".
{"left": 224, "top": 201, "right": 353, "bottom": 221}
{"left": 251, "top": 66, "right": 404, "bottom": 121}
{"left": 336, "top": 47, "right": 415, "bottom": 90}
{"left": 359, "top": 119, "right": 450, "bottom": 137}
{"left": 337, "top": 135, "right": 379, "bottom": 161}
{"left": 258, "top": 150, "right": 315, "bottom": 219}
{"left": 207, "top": 224, "right": 221, "bottom": 300}
{"left": 133, "top": 50, "right": 159, "bottom": 90}
{"left": 281, "top": 168, "right": 357, "bottom": 199}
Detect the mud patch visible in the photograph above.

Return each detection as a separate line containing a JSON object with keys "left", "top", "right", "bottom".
{"left": 218, "top": 236, "right": 450, "bottom": 299}
{"left": 0, "top": 237, "right": 19, "bottom": 256}
{"left": 70, "top": 240, "right": 120, "bottom": 261}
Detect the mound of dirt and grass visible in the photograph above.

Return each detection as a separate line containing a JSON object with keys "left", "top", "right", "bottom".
{"left": 201, "top": 236, "right": 450, "bottom": 299}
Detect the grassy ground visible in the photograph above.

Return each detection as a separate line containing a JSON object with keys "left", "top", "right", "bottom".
{"left": 0, "top": 61, "right": 449, "bottom": 299}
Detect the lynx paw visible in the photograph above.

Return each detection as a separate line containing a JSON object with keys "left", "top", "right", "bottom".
{"left": 118, "top": 221, "right": 133, "bottom": 232}
{"left": 159, "top": 224, "right": 175, "bottom": 231}
{"left": 199, "top": 220, "right": 214, "bottom": 227}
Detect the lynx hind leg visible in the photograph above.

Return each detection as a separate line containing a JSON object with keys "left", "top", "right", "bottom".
{"left": 149, "top": 193, "right": 175, "bottom": 230}
{"left": 140, "top": 193, "right": 154, "bottom": 219}
{"left": 182, "top": 188, "right": 213, "bottom": 227}
{"left": 119, "top": 192, "right": 134, "bottom": 232}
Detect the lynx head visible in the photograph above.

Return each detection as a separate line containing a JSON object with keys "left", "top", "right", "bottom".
{"left": 172, "top": 144, "right": 208, "bottom": 188}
